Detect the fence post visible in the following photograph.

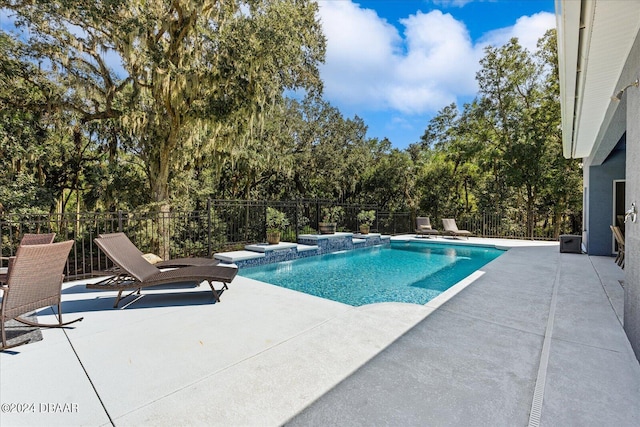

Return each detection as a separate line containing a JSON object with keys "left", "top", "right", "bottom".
{"left": 295, "top": 200, "right": 299, "bottom": 241}
{"left": 207, "top": 198, "right": 212, "bottom": 257}
{"left": 117, "top": 210, "right": 123, "bottom": 232}
{"left": 482, "top": 212, "right": 486, "bottom": 237}
{"left": 375, "top": 209, "right": 379, "bottom": 234}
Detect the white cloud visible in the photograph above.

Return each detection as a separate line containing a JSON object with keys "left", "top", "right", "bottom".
{"left": 317, "top": 1, "right": 400, "bottom": 109}
{"left": 432, "top": 0, "right": 475, "bottom": 7}
{"left": 391, "top": 10, "right": 478, "bottom": 113}
{"left": 316, "top": 2, "right": 555, "bottom": 118}
{"left": 479, "top": 12, "right": 556, "bottom": 53}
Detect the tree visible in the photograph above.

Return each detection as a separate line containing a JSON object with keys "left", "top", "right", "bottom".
{"left": 0, "top": 31, "right": 59, "bottom": 213}
{"left": 413, "top": 30, "right": 581, "bottom": 238}
{"left": 418, "top": 103, "right": 481, "bottom": 216}
{"left": 6, "top": 0, "right": 325, "bottom": 256}
{"left": 475, "top": 35, "right": 562, "bottom": 238}
{"left": 535, "top": 30, "right": 582, "bottom": 237}
{"left": 5, "top": 0, "right": 325, "bottom": 207}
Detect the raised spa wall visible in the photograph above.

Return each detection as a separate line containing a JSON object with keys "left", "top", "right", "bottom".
{"left": 214, "top": 232, "right": 390, "bottom": 269}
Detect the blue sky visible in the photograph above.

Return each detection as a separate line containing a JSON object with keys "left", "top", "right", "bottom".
{"left": 316, "top": 0, "right": 556, "bottom": 148}
{"left": 1, "top": 0, "right": 556, "bottom": 150}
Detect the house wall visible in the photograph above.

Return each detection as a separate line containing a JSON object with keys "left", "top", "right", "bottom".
{"left": 618, "top": 21, "right": 640, "bottom": 358}
{"left": 625, "top": 62, "right": 640, "bottom": 360}
{"left": 582, "top": 163, "right": 589, "bottom": 252}
{"left": 586, "top": 142, "right": 626, "bottom": 256}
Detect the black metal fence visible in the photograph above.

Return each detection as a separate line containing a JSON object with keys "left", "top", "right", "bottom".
{"left": 1, "top": 200, "right": 576, "bottom": 281}
{"left": 0, "top": 199, "right": 409, "bottom": 280}
{"left": 455, "top": 211, "right": 579, "bottom": 241}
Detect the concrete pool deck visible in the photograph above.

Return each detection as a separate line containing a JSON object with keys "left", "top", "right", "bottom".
{"left": 1, "top": 237, "right": 639, "bottom": 425}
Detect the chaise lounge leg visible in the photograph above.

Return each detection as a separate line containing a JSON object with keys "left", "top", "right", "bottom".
{"left": 207, "top": 281, "right": 229, "bottom": 302}
{"left": 112, "top": 288, "right": 142, "bottom": 308}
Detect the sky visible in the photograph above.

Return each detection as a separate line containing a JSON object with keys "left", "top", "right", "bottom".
{"left": 315, "top": 0, "right": 556, "bottom": 148}
{"left": 1, "top": 0, "right": 556, "bottom": 150}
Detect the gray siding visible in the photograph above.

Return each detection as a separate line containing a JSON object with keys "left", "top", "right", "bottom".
{"left": 625, "top": 61, "right": 640, "bottom": 360}
{"left": 587, "top": 143, "right": 626, "bottom": 256}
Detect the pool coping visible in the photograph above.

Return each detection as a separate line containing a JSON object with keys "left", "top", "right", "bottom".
{"left": 390, "top": 234, "right": 514, "bottom": 251}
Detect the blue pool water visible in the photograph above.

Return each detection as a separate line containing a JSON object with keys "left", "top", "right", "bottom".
{"left": 239, "top": 241, "right": 505, "bottom": 306}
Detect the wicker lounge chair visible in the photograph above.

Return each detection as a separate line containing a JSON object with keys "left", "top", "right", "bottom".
{"left": 1, "top": 240, "right": 82, "bottom": 350}
{"left": 1, "top": 233, "right": 56, "bottom": 284}
{"left": 415, "top": 217, "right": 439, "bottom": 238}
{"left": 19, "top": 233, "right": 56, "bottom": 245}
{"left": 442, "top": 219, "right": 472, "bottom": 239}
{"left": 89, "top": 236, "right": 238, "bottom": 308}
{"left": 97, "top": 233, "right": 219, "bottom": 268}
{"left": 610, "top": 225, "right": 625, "bottom": 268}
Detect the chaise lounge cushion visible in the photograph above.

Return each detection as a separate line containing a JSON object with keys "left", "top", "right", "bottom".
{"left": 416, "top": 217, "right": 439, "bottom": 237}
{"left": 442, "top": 219, "right": 472, "bottom": 239}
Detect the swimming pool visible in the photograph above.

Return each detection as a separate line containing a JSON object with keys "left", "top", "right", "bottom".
{"left": 239, "top": 241, "right": 505, "bottom": 306}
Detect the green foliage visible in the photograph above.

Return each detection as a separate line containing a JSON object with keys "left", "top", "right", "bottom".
{"left": 321, "top": 206, "right": 344, "bottom": 224}
{"left": 357, "top": 210, "right": 376, "bottom": 226}
{"left": 299, "top": 225, "right": 317, "bottom": 235}
{"left": 0, "top": 17, "right": 580, "bottom": 240}
{"left": 281, "top": 229, "right": 298, "bottom": 242}
{"left": 3, "top": 0, "right": 326, "bottom": 209}
{"left": 410, "top": 29, "right": 581, "bottom": 238}
{"left": 266, "top": 207, "right": 289, "bottom": 232}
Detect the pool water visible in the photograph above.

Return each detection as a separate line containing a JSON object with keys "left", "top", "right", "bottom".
{"left": 239, "top": 241, "right": 505, "bottom": 306}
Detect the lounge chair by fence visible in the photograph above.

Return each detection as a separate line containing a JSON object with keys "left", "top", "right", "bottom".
{"left": 89, "top": 235, "right": 237, "bottom": 308}
{"left": 415, "top": 217, "right": 439, "bottom": 238}
{"left": 97, "top": 233, "right": 219, "bottom": 268}
{"left": 442, "top": 219, "right": 472, "bottom": 239}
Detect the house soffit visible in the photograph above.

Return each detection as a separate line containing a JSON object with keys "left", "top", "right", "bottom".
{"left": 558, "top": 0, "right": 640, "bottom": 159}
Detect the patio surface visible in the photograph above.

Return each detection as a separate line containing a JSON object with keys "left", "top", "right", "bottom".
{"left": 1, "top": 237, "right": 639, "bottom": 426}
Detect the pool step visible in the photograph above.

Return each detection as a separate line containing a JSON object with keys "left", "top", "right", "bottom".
{"left": 215, "top": 242, "right": 320, "bottom": 265}
{"left": 214, "top": 250, "right": 265, "bottom": 263}
{"left": 245, "top": 242, "right": 298, "bottom": 253}
{"left": 216, "top": 233, "right": 391, "bottom": 268}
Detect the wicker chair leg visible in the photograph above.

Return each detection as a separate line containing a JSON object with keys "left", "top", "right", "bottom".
{"left": 14, "top": 304, "right": 83, "bottom": 328}
{"left": 1, "top": 321, "right": 30, "bottom": 351}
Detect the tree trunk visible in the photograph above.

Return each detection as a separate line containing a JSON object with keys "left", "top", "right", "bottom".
{"left": 553, "top": 205, "right": 563, "bottom": 240}
{"left": 149, "top": 150, "right": 171, "bottom": 260}
{"left": 526, "top": 185, "right": 535, "bottom": 240}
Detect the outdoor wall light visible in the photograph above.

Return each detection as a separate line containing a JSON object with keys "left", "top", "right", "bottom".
{"left": 625, "top": 202, "right": 637, "bottom": 224}
{"left": 611, "top": 79, "right": 639, "bottom": 101}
